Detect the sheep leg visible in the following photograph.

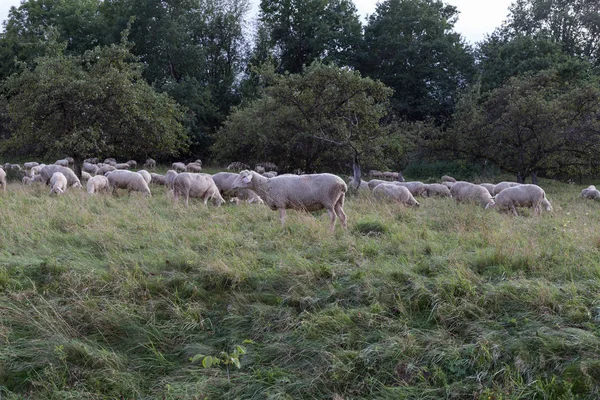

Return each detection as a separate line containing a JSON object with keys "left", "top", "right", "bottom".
{"left": 185, "top": 190, "right": 190, "bottom": 208}
{"left": 279, "top": 208, "right": 286, "bottom": 227}
{"left": 334, "top": 195, "right": 347, "bottom": 229}
{"left": 327, "top": 208, "right": 337, "bottom": 232}
{"left": 511, "top": 204, "right": 518, "bottom": 217}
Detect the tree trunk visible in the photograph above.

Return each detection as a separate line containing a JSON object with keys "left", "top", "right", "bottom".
{"left": 516, "top": 173, "right": 524, "bottom": 183}
{"left": 397, "top": 171, "right": 405, "bottom": 182}
{"left": 352, "top": 154, "right": 362, "bottom": 187}
{"left": 531, "top": 171, "right": 538, "bottom": 185}
{"left": 73, "top": 155, "right": 83, "bottom": 180}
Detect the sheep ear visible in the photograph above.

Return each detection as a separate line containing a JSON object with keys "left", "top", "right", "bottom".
{"left": 242, "top": 174, "right": 252, "bottom": 184}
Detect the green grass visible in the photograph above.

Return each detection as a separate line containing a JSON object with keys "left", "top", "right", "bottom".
{"left": 1, "top": 177, "right": 600, "bottom": 399}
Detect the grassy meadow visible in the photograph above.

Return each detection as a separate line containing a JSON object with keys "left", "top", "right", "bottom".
{"left": 1, "top": 171, "right": 600, "bottom": 399}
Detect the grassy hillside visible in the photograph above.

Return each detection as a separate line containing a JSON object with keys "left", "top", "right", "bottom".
{"left": 1, "top": 177, "right": 600, "bottom": 399}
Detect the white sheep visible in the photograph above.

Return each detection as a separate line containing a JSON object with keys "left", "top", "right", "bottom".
{"left": 49, "top": 172, "right": 68, "bottom": 195}
{"left": 231, "top": 170, "right": 348, "bottom": 231}
{"left": 451, "top": 182, "right": 495, "bottom": 208}
{"left": 97, "top": 165, "right": 116, "bottom": 175}
{"left": 86, "top": 175, "right": 110, "bottom": 195}
{"left": 80, "top": 171, "right": 92, "bottom": 182}
{"left": 394, "top": 181, "right": 426, "bottom": 197}
{"left": 479, "top": 183, "right": 495, "bottom": 196}
{"left": 137, "top": 170, "right": 152, "bottom": 184}
{"left": 186, "top": 162, "right": 203, "bottom": 173}
{"left": 494, "top": 184, "right": 552, "bottom": 216}
{"left": 22, "top": 176, "right": 32, "bottom": 185}
{"left": 368, "top": 179, "right": 388, "bottom": 191}
{"left": 211, "top": 172, "right": 262, "bottom": 201}
{"left": 423, "top": 183, "right": 452, "bottom": 197}
{"left": 173, "top": 173, "right": 224, "bottom": 207}
{"left": 126, "top": 160, "right": 137, "bottom": 169}
{"left": 106, "top": 170, "right": 151, "bottom": 196}
{"left": 65, "top": 157, "right": 74, "bottom": 165}
{"left": 348, "top": 177, "right": 369, "bottom": 191}
{"left": 24, "top": 162, "right": 39, "bottom": 170}
{"left": 492, "top": 182, "right": 521, "bottom": 196}
{"left": 580, "top": 185, "right": 600, "bottom": 200}
{"left": 40, "top": 165, "right": 82, "bottom": 188}
{"left": 227, "top": 162, "right": 250, "bottom": 172}
{"left": 144, "top": 158, "right": 157, "bottom": 169}
{"left": 373, "top": 183, "right": 420, "bottom": 207}
{"left": 172, "top": 162, "right": 186, "bottom": 173}
{"left": 256, "top": 162, "right": 277, "bottom": 172}
{"left": 165, "top": 170, "right": 178, "bottom": 191}
{"left": 150, "top": 173, "right": 166, "bottom": 185}
{"left": 0, "top": 168, "right": 6, "bottom": 192}
{"left": 104, "top": 158, "right": 117, "bottom": 166}
{"left": 54, "top": 159, "right": 69, "bottom": 167}
{"left": 442, "top": 175, "right": 457, "bottom": 183}
{"left": 255, "top": 165, "right": 266, "bottom": 174}
{"left": 115, "top": 163, "right": 130, "bottom": 170}
{"left": 83, "top": 162, "right": 99, "bottom": 175}
{"left": 263, "top": 171, "right": 278, "bottom": 178}
{"left": 30, "top": 164, "right": 45, "bottom": 176}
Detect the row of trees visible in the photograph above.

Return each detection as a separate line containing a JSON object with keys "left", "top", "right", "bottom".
{"left": 0, "top": 0, "right": 599, "bottom": 181}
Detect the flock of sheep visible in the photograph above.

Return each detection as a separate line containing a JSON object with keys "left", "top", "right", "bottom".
{"left": 0, "top": 157, "right": 597, "bottom": 231}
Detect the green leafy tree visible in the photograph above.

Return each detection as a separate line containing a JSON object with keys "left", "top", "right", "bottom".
{"left": 259, "top": 0, "right": 363, "bottom": 74}
{"left": 359, "top": 0, "right": 476, "bottom": 123}
{"left": 4, "top": 40, "right": 188, "bottom": 177}
{"left": 214, "top": 63, "right": 396, "bottom": 182}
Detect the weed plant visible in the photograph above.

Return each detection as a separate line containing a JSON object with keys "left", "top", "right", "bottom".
{"left": 0, "top": 178, "right": 600, "bottom": 399}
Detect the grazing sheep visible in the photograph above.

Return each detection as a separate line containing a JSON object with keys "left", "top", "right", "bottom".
{"left": 165, "top": 170, "right": 178, "bottom": 191}
{"left": 227, "top": 161, "right": 250, "bottom": 172}
{"left": 423, "top": 183, "right": 452, "bottom": 197}
{"left": 231, "top": 170, "right": 348, "bottom": 231}
{"left": 173, "top": 173, "right": 224, "bottom": 207}
{"left": 256, "top": 162, "right": 277, "bottom": 172}
{"left": 97, "top": 165, "right": 116, "bottom": 175}
{"left": 106, "top": 170, "right": 151, "bottom": 196}
{"left": 65, "top": 157, "right": 74, "bottom": 165}
{"left": 186, "top": 162, "right": 203, "bottom": 173}
{"left": 451, "top": 182, "right": 495, "bottom": 208}
{"left": 81, "top": 171, "right": 92, "bottom": 182}
{"left": 83, "top": 162, "right": 99, "bottom": 175}
{"left": 126, "top": 160, "right": 137, "bottom": 169}
{"left": 263, "top": 171, "right": 278, "bottom": 178}
{"left": 492, "top": 182, "right": 521, "bottom": 196}
{"left": 137, "top": 170, "right": 151, "bottom": 184}
{"left": 494, "top": 184, "right": 552, "bottom": 216}
{"left": 171, "top": 162, "right": 186, "bottom": 173}
{"left": 0, "top": 168, "right": 6, "bottom": 192}
{"left": 104, "top": 158, "right": 117, "bottom": 166}
{"left": 368, "top": 179, "right": 388, "bottom": 191}
{"left": 144, "top": 158, "right": 157, "bottom": 169}
{"left": 442, "top": 181, "right": 455, "bottom": 189}
{"left": 49, "top": 172, "right": 68, "bottom": 195}
{"left": 442, "top": 175, "right": 457, "bottom": 183}
{"left": 479, "top": 183, "right": 495, "bottom": 196}
{"left": 394, "top": 181, "right": 426, "bottom": 197}
{"left": 255, "top": 165, "right": 266, "bottom": 174}
{"left": 115, "top": 163, "right": 130, "bottom": 170}
{"left": 150, "top": 173, "right": 166, "bottom": 185}
{"left": 211, "top": 172, "right": 240, "bottom": 194}
{"left": 86, "top": 175, "right": 110, "bottom": 195}
{"left": 84, "top": 157, "right": 99, "bottom": 164}
{"left": 30, "top": 175, "right": 44, "bottom": 184}
{"left": 40, "top": 165, "right": 82, "bottom": 188}
{"left": 22, "top": 176, "right": 32, "bottom": 185}
{"left": 24, "top": 162, "right": 39, "bottom": 170}
{"left": 30, "top": 164, "right": 45, "bottom": 176}
{"left": 373, "top": 183, "right": 420, "bottom": 207}
{"left": 348, "top": 177, "right": 369, "bottom": 191}
{"left": 369, "top": 170, "right": 383, "bottom": 179}
{"left": 54, "top": 159, "right": 69, "bottom": 167}
{"left": 194, "top": 159, "right": 203, "bottom": 166}
{"left": 580, "top": 185, "right": 600, "bottom": 200}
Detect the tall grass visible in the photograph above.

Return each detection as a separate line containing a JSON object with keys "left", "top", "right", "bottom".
{"left": 1, "top": 178, "right": 600, "bottom": 398}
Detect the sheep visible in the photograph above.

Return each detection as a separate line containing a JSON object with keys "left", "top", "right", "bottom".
{"left": 369, "top": 170, "right": 383, "bottom": 179}
{"left": 126, "top": 160, "right": 137, "bottom": 169}
{"left": 348, "top": 177, "right": 369, "bottom": 191}
{"left": 442, "top": 181, "right": 455, "bottom": 189}
{"left": 65, "top": 157, "right": 74, "bottom": 165}
{"left": 49, "top": 172, "right": 68, "bottom": 195}
{"left": 150, "top": 173, "right": 166, "bottom": 185}
{"left": 54, "top": 159, "right": 69, "bottom": 167}
{"left": 97, "top": 165, "right": 116, "bottom": 176}
{"left": 211, "top": 172, "right": 240, "bottom": 194}
{"left": 423, "top": 183, "right": 452, "bottom": 197}
{"left": 256, "top": 162, "right": 277, "bottom": 172}
{"left": 22, "top": 176, "right": 32, "bottom": 185}
{"left": 186, "top": 162, "right": 203, "bottom": 173}
{"left": 394, "top": 181, "right": 426, "bottom": 197}
{"left": 194, "top": 159, "right": 203, "bottom": 166}
{"left": 106, "top": 170, "right": 151, "bottom": 196}
{"left": 368, "top": 179, "right": 388, "bottom": 191}
{"left": 442, "top": 175, "right": 457, "bottom": 183}
{"left": 24, "top": 162, "right": 39, "bottom": 170}
{"left": 494, "top": 184, "right": 552, "bottom": 216}
{"left": 10, "top": 164, "right": 22, "bottom": 171}
{"left": 173, "top": 173, "right": 224, "bottom": 207}
{"left": 165, "top": 170, "right": 178, "bottom": 191}
{"left": 0, "top": 168, "right": 6, "bottom": 192}
{"left": 492, "top": 182, "right": 521, "bottom": 196}
{"left": 30, "top": 164, "right": 45, "bottom": 176}
{"left": 83, "top": 162, "right": 99, "bottom": 175}
{"left": 255, "top": 165, "right": 266, "bottom": 174}
{"left": 86, "top": 175, "right": 110, "bottom": 195}
{"left": 451, "top": 182, "right": 495, "bottom": 208}
{"left": 230, "top": 194, "right": 265, "bottom": 206}
{"left": 84, "top": 157, "right": 99, "bottom": 164}
{"left": 115, "top": 163, "right": 130, "bottom": 170}
{"left": 263, "top": 171, "right": 278, "bottom": 178}
{"left": 144, "top": 158, "right": 157, "bottom": 169}
{"left": 227, "top": 162, "right": 250, "bottom": 172}
{"left": 580, "top": 185, "right": 600, "bottom": 200}
{"left": 231, "top": 170, "right": 347, "bottom": 231}
{"left": 40, "top": 165, "right": 82, "bottom": 188}
{"left": 373, "top": 183, "right": 420, "bottom": 207}
{"left": 137, "top": 169, "right": 151, "bottom": 184}
{"left": 479, "top": 183, "right": 495, "bottom": 196}
{"left": 172, "top": 162, "right": 186, "bottom": 173}
{"left": 81, "top": 171, "right": 92, "bottom": 182}
{"left": 104, "top": 158, "right": 117, "bottom": 166}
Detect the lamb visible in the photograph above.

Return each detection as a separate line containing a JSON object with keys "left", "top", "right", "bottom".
{"left": 442, "top": 175, "right": 457, "bottom": 183}
{"left": 580, "top": 185, "right": 600, "bottom": 200}
{"left": 54, "top": 159, "right": 69, "bottom": 167}
{"left": 172, "top": 162, "right": 186, "bottom": 173}
{"left": 173, "top": 173, "right": 224, "bottom": 207}
{"left": 494, "top": 184, "right": 552, "bottom": 216}
{"left": 126, "top": 160, "right": 137, "bottom": 169}
{"left": 49, "top": 172, "right": 68, "bottom": 195}
{"left": 231, "top": 170, "right": 348, "bottom": 231}
{"left": 373, "top": 183, "right": 420, "bottom": 207}
{"left": 423, "top": 183, "right": 452, "bottom": 197}
{"left": 150, "top": 173, "right": 166, "bottom": 185}
{"left": 394, "top": 181, "right": 426, "bottom": 197}
{"left": 30, "top": 164, "right": 45, "bottom": 176}
{"left": 106, "top": 170, "right": 151, "bottom": 196}
{"left": 451, "top": 182, "right": 495, "bottom": 208}
{"left": 492, "top": 182, "right": 521, "bottom": 196}
{"left": 186, "top": 162, "right": 203, "bottom": 173}
{"left": 165, "top": 170, "right": 178, "bottom": 191}
{"left": 144, "top": 158, "right": 157, "bottom": 169}
{"left": 86, "top": 175, "right": 110, "bottom": 195}
{"left": 479, "top": 183, "right": 495, "bottom": 196}
{"left": 137, "top": 170, "right": 152, "bottom": 184}
{"left": 40, "top": 165, "right": 82, "bottom": 188}
{"left": 115, "top": 163, "right": 130, "bottom": 170}
{"left": 22, "top": 176, "right": 32, "bottom": 185}
{"left": 0, "top": 168, "right": 6, "bottom": 192}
